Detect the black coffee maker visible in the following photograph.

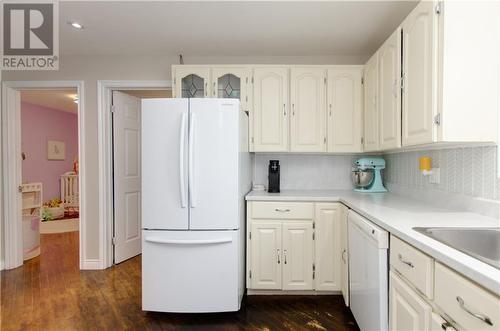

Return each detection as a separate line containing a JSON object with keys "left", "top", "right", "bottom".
{"left": 268, "top": 160, "right": 280, "bottom": 193}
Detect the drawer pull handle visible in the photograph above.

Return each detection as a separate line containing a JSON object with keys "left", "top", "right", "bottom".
{"left": 284, "top": 249, "right": 287, "bottom": 264}
{"left": 275, "top": 208, "right": 291, "bottom": 212}
{"left": 441, "top": 322, "right": 453, "bottom": 331}
{"left": 456, "top": 296, "right": 493, "bottom": 326}
{"left": 277, "top": 249, "right": 280, "bottom": 264}
{"left": 341, "top": 249, "right": 347, "bottom": 263}
{"left": 398, "top": 254, "right": 414, "bottom": 268}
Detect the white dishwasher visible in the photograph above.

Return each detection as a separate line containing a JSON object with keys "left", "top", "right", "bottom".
{"left": 348, "top": 210, "right": 389, "bottom": 331}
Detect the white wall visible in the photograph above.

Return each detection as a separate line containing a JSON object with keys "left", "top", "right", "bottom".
{"left": 384, "top": 146, "right": 500, "bottom": 218}
{"left": 1, "top": 54, "right": 364, "bottom": 263}
{"left": 253, "top": 154, "right": 356, "bottom": 190}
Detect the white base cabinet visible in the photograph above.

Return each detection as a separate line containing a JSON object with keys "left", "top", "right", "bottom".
{"left": 390, "top": 234, "right": 500, "bottom": 331}
{"left": 249, "top": 221, "right": 282, "bottom": 290}
{"left": 339, "top": 204, "right": 349, "bottom": 306}
{"left": 314, "top": 203, "right": 342, "bottom": 292}
{"left": 389, "top": 271, "right": 432, "bottom": 331}
{"left": 247, "top": 201, "right": 344, "bottom": 293}
{"left": 282, "top": 222, "right": 314, "bottom": 290}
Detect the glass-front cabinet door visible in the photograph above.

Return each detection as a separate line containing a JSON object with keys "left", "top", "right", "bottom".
{"left": 174, "top": 67, "right": 210, "bottom": 98}
{"left": 211, "top": 67, "right": 251, "bottom": 112}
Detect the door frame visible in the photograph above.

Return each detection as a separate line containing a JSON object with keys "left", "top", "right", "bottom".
{"left": 1, "top": 80, "right": 86, "bottom": 270}
{"left": 97, "top": 80, "right": 171, "bottom": 268}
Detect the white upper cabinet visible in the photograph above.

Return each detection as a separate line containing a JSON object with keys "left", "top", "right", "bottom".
{"left": 327, "top": 68, "right": 363, "bottom": 153}
{"left": 252, "top": 67, "right": 289, "bottom": 152}
{"left": 173, "top": 66, "right": 211, "bottom": 98}
{"left": 401, "top": 0, "right": 438, "bottom": 146}
{"left": 363, "top": 53, "right": 379, "bottom": 152}
{"left": 282, "top": 221, "right": 314, "bottom": 290}
{"left": 379, "top": 28, "right": 402, "bottom": 150}
{"left": 290, "top": 68, "right": 327, "bottom": 152}
{"left": 211, "top": 66, "right": 251, "bottom": 112}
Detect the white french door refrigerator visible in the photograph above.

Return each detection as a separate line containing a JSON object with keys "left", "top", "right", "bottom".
{"left": 141, "top": 98, "right": 251, "bottom": 313}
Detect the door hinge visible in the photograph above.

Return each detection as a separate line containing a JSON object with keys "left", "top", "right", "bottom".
{"left": 246, "top": 96, "right": 248, "bottom": 102}
{"left": 324, "top": 77, "right": 327, "bottom": 85}
{"left": 323, "top": 137, "right": 327, "bottom": 144}
{"left": 361, "top": 137, "right": 364, "bottom": 144}
{"left": 313, "top": 232, "right": 315, "bottom": 240}
{"left": 112, "top": 237, "right": 116, "bottom": 245}
{"left": 249, "top": 232, "right": 252, "bottom": 240}
{"left": 251, "top": 77, "right": 254, "bottom": 84}
{"left": 251, "top": 137, "right": 254, "bottom": 144}
{"left": 110, "top": 105, "right": 116, "bottom": 113}
{"left": 435, "top": 1, "right": 442, "bottom": 14}
{"left": 246, "top": 77, "right": 248, "bottom": 84}
{"left": 312, "top": 222, "right": 315, "bottom": 229}
{"left": 18, "top": 185, "right": 23, "bottom": 193}
{"left": 249, "top": 270, "right": 252, "bottom": 278}
{"left": 434, "top": 113, "right": 441, "bottom": 126}
{"left": 361, "top": 77, "right": 364, "bottom": 85}
{"left": 400, "top": 73, "right": 405, "bottom": 93}
{"left": 312, "top": 264, "right": 316, "bottom": 279}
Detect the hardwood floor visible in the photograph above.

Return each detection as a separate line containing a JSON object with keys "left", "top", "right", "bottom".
{"left": 1, "top": 232, "right": 359, "bottom": 331}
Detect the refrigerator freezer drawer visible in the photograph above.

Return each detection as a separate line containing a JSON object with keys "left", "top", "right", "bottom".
{"left": 142, "top": 230, "right": 241, "bottom": 313}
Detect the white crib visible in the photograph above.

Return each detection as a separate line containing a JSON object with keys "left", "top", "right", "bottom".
{"left": 60, "top": 172, "right": 79, "bottom": 211}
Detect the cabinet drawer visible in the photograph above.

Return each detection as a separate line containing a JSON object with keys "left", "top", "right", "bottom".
{"left": 251, "top": 202, "right": 314, "bottom": 219}
{"left": 435, "top": 262, "right": 499, "bottom": 331}
{"left": 390, "top": 235, "right": 434, "bottom": 299}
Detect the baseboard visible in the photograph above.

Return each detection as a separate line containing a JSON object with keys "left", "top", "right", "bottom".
{"left": 81, "top": 259, "right": 104, "bottom": 270}
{"left": 247, "top": 289, "right": 341, "bottom": 295}
{"left": 40, "top": 219, "right": 79, "bottom": 234}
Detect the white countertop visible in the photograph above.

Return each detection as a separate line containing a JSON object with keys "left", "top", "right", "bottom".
{"left": 246, "top": 190, "right": 500, "bottom": 295}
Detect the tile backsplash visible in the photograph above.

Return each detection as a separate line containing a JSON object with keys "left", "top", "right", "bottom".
{"left": 384, "top": 146, "right": 500, "bottom": 201}
{"left": 253, "top": 154, "right": 356, "bottom": 190}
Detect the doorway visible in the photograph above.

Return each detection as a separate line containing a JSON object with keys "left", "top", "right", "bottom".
{"left": 1, "top": 81, "right": 85, "bottom": 270}
{"left": 20, "top": 89, "right": 80, "bottom": 264}
{"left": 111, "top": 88, "right": 171, "bottom": 264}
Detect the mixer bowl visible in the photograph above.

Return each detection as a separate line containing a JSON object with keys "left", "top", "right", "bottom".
{"left": 352, "top": 169, "right": 374, "bottom": 188}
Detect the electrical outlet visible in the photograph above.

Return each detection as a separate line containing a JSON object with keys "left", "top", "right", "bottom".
{"left": 429, "top": 168, "right": 440, "bottom": 184}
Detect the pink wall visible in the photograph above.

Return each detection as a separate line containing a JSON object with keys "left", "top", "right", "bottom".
{"left": 21, "top": 102, "right": 78, "bottom": 202}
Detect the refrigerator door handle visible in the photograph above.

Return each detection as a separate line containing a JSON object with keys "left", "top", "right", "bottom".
{"left": 179, "top": 112, "right": 187, "bottom": 208}
{"left": 188, "top": 112, "right": 196, "bottom": 208}
{"left": 145, "top": 237, "right": 232, "bottom": 245}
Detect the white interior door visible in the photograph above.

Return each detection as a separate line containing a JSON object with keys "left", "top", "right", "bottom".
{"left": 112, "top": 91, "right": 142, "bottom": 263}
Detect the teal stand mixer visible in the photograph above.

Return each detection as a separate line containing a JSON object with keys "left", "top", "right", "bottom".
{"left": 352, "top": 157, "right": 388, "bottom": 193}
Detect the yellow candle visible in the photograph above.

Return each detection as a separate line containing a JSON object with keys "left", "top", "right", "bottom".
{"left": 419, "top": 157, "right": 432, "bottom": 172}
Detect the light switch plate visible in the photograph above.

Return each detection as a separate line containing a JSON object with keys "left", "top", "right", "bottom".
{"left": 429, "top": 168, "right": 440, "bottom": 184}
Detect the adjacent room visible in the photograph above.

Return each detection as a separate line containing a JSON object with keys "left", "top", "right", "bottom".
{"left": 0, "top": 1, "right": 499, "bottom": 331}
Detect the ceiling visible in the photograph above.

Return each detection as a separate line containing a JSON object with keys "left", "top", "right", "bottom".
{"left": 21, "top": 90, "right": 78, "bottom": 114}
{"left": 59, "top": 1, "right": 418, "bottom": 57}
